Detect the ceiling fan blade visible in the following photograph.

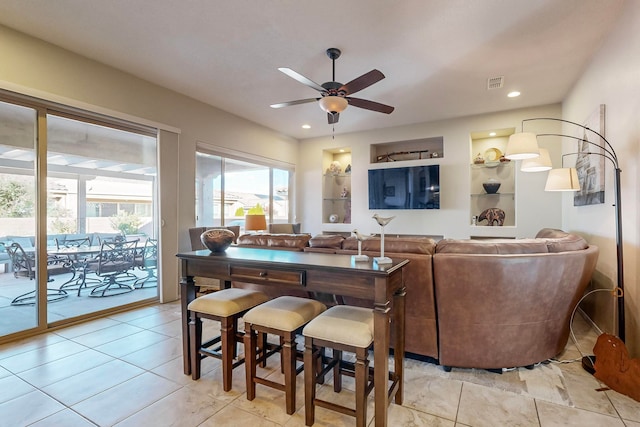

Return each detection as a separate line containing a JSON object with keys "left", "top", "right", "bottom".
{"left": 328, "top": 112, "right": 339, "bottom": 124}
{"left": 347, "top": 97, "right": 394, "bottom": 114}
{"left": 339, "top": 69, "right": 385, "bottom": 95}
{"left": 270, "top": 98, "right": 319, "bottom": 109}
{"left": 278, "top": 68, "right": 326, "bottom": 92}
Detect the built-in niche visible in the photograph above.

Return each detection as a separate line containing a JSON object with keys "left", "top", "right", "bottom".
{"left": 469, "top": 128, "right": 516, "bottom": 227}
{"left": 370, "top": 136, "right": 444, "bottom": 163}
{"left": 322, "top": 148, "right": 351, "bottom": 224}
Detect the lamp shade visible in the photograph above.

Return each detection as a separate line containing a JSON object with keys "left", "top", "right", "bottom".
{"left": 521, "top": 148, "right": 552, "bottom": 172}
{"left": 318, "top": 96, "right": 348, "bottom": 114}
{"left": 505, "top": 132, "right": 540, "bottom": 160}
{"left": 544, "top": 168, "right": 580, "bottom": 191}
{"left": 245, "top": 214, "right": 267, "bottom": 231}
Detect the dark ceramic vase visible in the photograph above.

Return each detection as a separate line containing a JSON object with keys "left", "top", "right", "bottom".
{"left": 200, "top": 229, "right": 235, "bottom": 252}
{"left": 482, "top": 182, "right": 501, "bottom": 194}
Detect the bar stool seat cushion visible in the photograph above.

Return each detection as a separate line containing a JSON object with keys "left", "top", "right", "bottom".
{"left": 303, "top": 305, "right": 374, "bottom": 348}
{"left": 188, "top": 288, "right": 269, "bottom": 317}
{"left": 244, "top": 296, "right": 326, "bottom": 332}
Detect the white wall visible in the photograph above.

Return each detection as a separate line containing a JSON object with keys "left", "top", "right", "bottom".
{"left": 0, "top": 24, "right": 299, "bottom": 301}
{"left": 562, "top": 0, "right": 640, "bottom": 357}
{"left": 299, "top": 104, "right": 564, "bottom": 239}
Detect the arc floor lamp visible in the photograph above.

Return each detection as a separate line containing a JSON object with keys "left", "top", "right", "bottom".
{"left": 505, "top": 117, "right": 624, "bottom": 373}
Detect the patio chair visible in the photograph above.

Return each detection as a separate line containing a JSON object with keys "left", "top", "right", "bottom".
{"left": 55, "top": 236, "right": 92, "bottom": 249}
{"left": 6, "top": 242, "right": 69, "bottom": 305}
{"left": 0, "top": 242, "right": 12, "bottom": 273}
{"left": 134, "top": 238, "right": 157, "bottom": 288}
{"left": 96, "top": 234, "right": 125, "bottom": 245}
{"left": 54, "top": 236, "right": 102, "bottom": 295}
{"left": 87, "top": 239, "right": 139, "bottom": 297}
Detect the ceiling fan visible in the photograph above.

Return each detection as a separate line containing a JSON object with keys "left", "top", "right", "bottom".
{"left": 270, "top": 48, "right": 394, "bottom": 124}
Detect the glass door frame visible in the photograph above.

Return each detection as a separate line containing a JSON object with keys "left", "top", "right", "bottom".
{"left": 0, "top": 92, "right": 160, "bottom": 342}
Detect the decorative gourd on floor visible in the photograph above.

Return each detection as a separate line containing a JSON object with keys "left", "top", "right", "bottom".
{"left": 593, "top": 333, "right": 640, "bottom": 402}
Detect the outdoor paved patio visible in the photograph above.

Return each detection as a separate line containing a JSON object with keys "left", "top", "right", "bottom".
{"left": 0, "top": 269, "right": 158, "bottom": 337}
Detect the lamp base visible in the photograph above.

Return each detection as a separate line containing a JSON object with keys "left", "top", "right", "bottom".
{"left": 352, "top": 254, "right": 369, "bottom": 262}
{"left": 374, "top": 256, "right": 393, "bottom": 265}
{"left": 582, "top": 355, "right": 596, "bottom": 375}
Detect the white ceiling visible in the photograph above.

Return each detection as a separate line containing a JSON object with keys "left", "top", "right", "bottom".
{"left": 0, "top": 0, "right": 625, "bottom": 140}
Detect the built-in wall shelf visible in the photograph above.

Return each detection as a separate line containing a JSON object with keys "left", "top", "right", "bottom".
{"left": 322, "top": 149, "right": 351, "bottom": 224}
{"left": 470, "top": 192, "right": 515, "bottom": 198}
{"left": 469, "top": 129, "right": 516, "bottom": 227}
{"left": 370, "top": 136, "right": 443, "bottom": 163}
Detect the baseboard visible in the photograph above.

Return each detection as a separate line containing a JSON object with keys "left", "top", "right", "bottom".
{"left": 576, "top": 307, "right": 604, "bottom": 335}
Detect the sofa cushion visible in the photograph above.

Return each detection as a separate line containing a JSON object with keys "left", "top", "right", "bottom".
{"left": 535, "top": 228, "right": 570, "bottom": 239}
{"left": 6, "top": 236, "right": 34, "bottom": 249}
{"left": 308, "top": 234, "right": 345, "bottom": 249}
{"left": 535, "top": 228, "right": 589, "bottom": 252}
{"left": 342, "top": 236, "right": 436, "bottom": 255}
{"left": 236, "top": 233, "right": 311, "bottom": 250}
{"left": 436, "top": 238, "right": 549, "bottom": 254}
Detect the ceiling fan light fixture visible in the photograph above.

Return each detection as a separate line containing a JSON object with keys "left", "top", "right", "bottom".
{"left": 319, "top": 96, "right": 348, "bottom": 114}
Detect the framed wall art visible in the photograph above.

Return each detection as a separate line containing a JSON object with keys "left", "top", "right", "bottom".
{"left": 574, "top": 104, "right": 606, "bottom": 206}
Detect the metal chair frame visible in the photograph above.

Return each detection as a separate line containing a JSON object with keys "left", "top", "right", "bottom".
{"left": 6, "top": 242, "right": 69, "bottom": 305}
{"left": 88, "top": 239, "right": 139, "bottom": 297}
{"left": 134, "top": 238, "right": 157, "bottom": 288}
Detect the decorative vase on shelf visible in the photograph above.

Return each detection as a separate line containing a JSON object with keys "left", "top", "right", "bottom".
{"left": 482, "top": 179, "right": 501, "bottom": 194}
{"left": 328, "top": 160, "right": 342, "bottom": 175}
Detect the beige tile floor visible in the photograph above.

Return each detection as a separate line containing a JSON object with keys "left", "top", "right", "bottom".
{"left": 0, "top": 301, "right": 639, "bottom": 426}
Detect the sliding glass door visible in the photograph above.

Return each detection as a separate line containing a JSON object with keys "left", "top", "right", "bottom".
{"left": 0, "top": 95, "right": 159, "bottom": 340}
{"left": 46, "top": 114, "right": 158, "bottom": 322}
{"left": 0, "top": 100, "right": 39, "bottom": 335}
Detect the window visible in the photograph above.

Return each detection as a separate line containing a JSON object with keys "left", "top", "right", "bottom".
{"left": 196, "top": 149, "right": 293, "bottom": 233}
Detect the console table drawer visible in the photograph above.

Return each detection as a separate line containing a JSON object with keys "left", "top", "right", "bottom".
{"left": 230, "top": 266, "right": 306, "bottom": 286}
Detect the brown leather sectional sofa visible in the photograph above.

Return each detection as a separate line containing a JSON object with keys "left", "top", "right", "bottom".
{"left": 189, "top": 228, "right": 598, "bottom": 370}
{"left": 433, "top": 229, "right": 598, "bottom": 369}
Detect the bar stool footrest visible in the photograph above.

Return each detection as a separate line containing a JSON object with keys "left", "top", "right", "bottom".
{"left": 315, "top": 399, "right": 357, "bottom": 418}
{"left": 254, "top": 376, "right": 286, "bottom": 392}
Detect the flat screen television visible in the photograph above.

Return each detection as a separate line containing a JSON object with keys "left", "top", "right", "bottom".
{"left": 368, "top": 165, "right": 440, "bottom": 209}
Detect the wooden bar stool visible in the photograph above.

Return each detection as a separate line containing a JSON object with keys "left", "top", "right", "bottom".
{"left": 243, "top": 296, "right": 327, "bottom": 415}
{"left": 302, "top": 305, "right": 374, "bottom": 427}
{"left": 188, "top": 288, "right": 269, "bottom": 391}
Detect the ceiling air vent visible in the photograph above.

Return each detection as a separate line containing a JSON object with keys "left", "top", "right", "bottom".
{"left": 487, "top": 76, "right": 504, "bottom": 90}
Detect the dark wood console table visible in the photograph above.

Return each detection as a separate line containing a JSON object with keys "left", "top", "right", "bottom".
{"left": 177, "top": 247, "right": 408, "bottom": 427}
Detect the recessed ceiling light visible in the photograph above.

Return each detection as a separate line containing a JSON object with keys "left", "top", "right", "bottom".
{"left": 339, "top": 149, "right": 345, "bottom": 153}
{"left": 301, "top": 124, "right": 311, "bottom": 129}
{"left": 507, "top": 91, "right": 521, "bottom": 98}
{"left": 489, "top": 132, "right": 496, "bottom": 137}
